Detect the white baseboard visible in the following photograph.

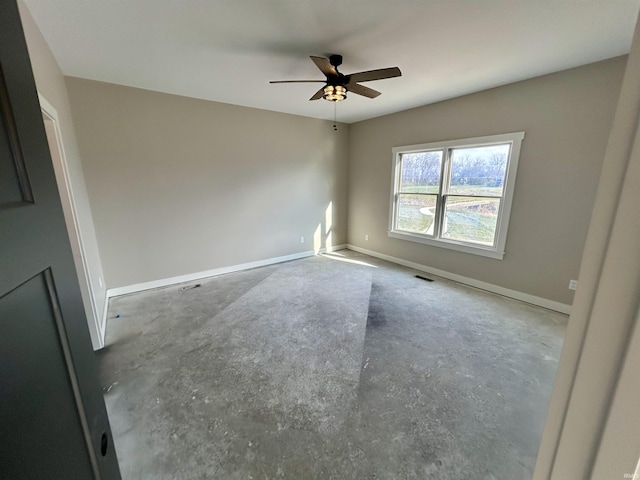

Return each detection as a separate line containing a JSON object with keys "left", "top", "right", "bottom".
{"left": 347, "top": 244, "right": 571, "bottom": 315}
{"left": 106, "top": 244, "right": 348, "bottom": 299}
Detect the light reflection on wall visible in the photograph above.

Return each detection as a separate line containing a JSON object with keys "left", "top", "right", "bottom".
{"left": 312, "top": 201, "right": 334, "bottom": 254}
{"left": 325, "top": 201, "right": 333, "bottom": 251}
{"left": 314, "top": 223, "right": 322, "bottom": 254}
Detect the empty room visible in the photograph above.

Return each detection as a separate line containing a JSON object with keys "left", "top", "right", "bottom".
{"left": 3, "top": 0, "right": 640, "bottom": 479}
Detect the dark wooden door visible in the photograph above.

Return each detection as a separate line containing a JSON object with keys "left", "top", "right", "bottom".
{"left": 0, "top": 1, "right": 120, "bottom": 478}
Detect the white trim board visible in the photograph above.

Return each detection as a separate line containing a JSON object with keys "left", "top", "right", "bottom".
{"left": 105, "top": 241, "right": 569, "bottom": 315}
{"left": 39, "top": 93, "right": 105, "bottom": 349}
{"left": 106, "top": 245, "right": 348, "bottom": 299}
{"left": 100, "top": 292, "right": 109, "bottom": 348}
{"left": 347, "top": 244, "right": 571, "bottom": 314}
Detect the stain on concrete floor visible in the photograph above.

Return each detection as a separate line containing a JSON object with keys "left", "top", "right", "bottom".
{"left": 97, "top": 251, "right": 566, "bottom": 479}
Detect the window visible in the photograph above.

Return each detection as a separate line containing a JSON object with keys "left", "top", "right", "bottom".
{"left": 389, "top": 132, "right": 524, "bottom": 259}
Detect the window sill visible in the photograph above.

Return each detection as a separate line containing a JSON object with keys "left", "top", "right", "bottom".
{"left": 388, "top": 230, "right": 505, "bottom": 259}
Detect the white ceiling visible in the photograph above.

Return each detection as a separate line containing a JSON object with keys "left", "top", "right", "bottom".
{"left": 23, "top": 0, "right": 640, "bottom": 124}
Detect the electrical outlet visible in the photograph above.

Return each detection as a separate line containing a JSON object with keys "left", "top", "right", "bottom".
{"left": 569, "top": 279, "right": 578, "bottom": 291}
{"left": 364, "top": 234, "right": 369, "bottom": 241}
{"left": 300, "top": 236, "right": 304, "bottom": 243}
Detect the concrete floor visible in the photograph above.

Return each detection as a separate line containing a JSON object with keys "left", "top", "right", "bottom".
{"left": 97, "top": 250, "right": 566, "bottom": 480}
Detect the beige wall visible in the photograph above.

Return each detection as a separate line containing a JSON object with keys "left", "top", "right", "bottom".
{"left": 65, "top": 78, "right": 349, "bottom": 289}
{"left": 18, "top": 0, "right": 627, "bottom": 313}
{"left": 536, "top": 11, "right": 640, "bottom": 478}
{"left": 348, "top": 57, "right": 626, "bottom": 306}
{"left": 19, "top": 2, "right": 107, "bottom": 349}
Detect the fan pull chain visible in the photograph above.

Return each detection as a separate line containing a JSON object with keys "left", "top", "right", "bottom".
{"left": 333, "top": 101, "right": 338, "bottom": 131}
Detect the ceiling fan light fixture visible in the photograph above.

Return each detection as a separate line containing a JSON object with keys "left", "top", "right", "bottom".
{"left": 270, "top": 55, "right": 401, "bottom": 102}
{"left": 323, "top": 85, "right": 347, "bottom": 102}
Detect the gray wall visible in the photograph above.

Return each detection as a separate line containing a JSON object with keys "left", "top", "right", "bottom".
{"left": 66, "top": 78, "right": 349, "bottom": 289}
{"left": 348, "top": 57, "right": 626, "bottom": 305}
{"left": 19, "top": 1, "right": 107, "bottom": 348}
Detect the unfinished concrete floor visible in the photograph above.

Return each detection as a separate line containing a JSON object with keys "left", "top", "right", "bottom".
{"left": 97, "top": 250, "right": 566, "bottom": 480}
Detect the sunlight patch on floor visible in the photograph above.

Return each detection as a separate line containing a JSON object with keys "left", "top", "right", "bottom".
{"left": 321, "top": 252, "right": 378, "bottom": 268}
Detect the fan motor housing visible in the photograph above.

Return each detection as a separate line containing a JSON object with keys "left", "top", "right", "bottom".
{"left": 329, "top": 54, "right": 343, "bottom": 68}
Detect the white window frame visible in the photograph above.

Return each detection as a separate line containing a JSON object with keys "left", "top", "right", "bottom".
{"left": 388, "top": 132, "right": 525, "bottom": 259}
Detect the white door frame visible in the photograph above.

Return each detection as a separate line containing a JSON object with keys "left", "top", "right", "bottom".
{"left": 39, "top": 93, "right": 103, "bottom": 349}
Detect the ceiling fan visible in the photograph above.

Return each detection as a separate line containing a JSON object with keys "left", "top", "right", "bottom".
{"left": 270, "top": 54, "right": 401, "bottom": 102}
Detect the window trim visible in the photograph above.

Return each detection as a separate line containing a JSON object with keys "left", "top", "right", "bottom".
{"left": 388, "top": 132, "right": 525, "bottom": 260}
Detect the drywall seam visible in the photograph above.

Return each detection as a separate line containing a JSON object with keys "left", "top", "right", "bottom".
{"left": 348, "top": 244, "right": 571, "bottom": 314}
{"left": 106, "top": 245, "right": 348, "bottom": 299}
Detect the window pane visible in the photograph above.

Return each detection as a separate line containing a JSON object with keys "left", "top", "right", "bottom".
{"left": 442, "top": 196, "right": 500, "bottom": 245}
{"left": 448, "top": 144, "right": 510, "bottom": 196}
{"left": 399, "top": 151, "right": 443, "bottom": 194}
{"left": 396, "top": 194, "right": 437, "bottom": 235}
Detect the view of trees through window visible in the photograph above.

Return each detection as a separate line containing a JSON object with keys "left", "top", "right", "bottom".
{"left": 397, "top": 151, "right": 442, "bottom": 234}
{"left": 396, "top": 144, "right": 510, "bottom": 246}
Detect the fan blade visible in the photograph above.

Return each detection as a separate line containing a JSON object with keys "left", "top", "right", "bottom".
{"left": 310, "top": 56, "right": 338, "bottom": 78}
{"left": 309, "top": 87, "right": 325, "bottom": 101}
{"left": 270, "top": 80, "right": 325, "bottom": 83}
{"left": 347, "top": 83, "right": 381, "bottom": 99}
{"left": 346, "top": 67, "right": 401, "bottom": 84}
